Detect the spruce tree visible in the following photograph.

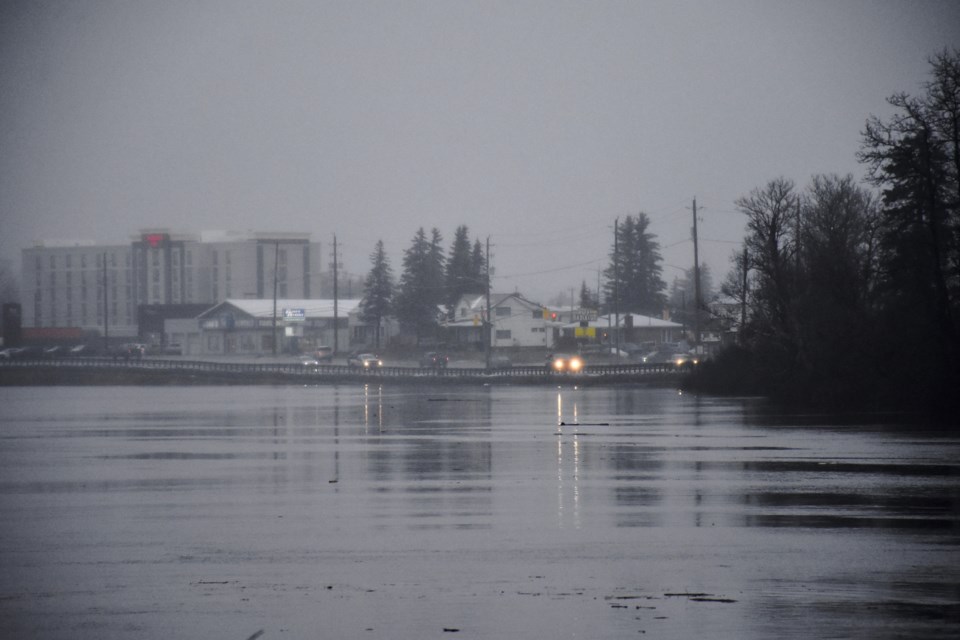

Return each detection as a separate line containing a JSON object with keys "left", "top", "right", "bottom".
{"left": 360, "top": 240, "right": 394, "bottom": 350}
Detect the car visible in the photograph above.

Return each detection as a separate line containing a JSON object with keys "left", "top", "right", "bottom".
{"left": 419, "top": 351, "right": 449, "bottom": 369}
{"left": 67, "top": 344, "right": 95, "bottom": 357}
{"left": 0, "top": 347, "right": 20, "bottom": 359}
{"left": 673, "top": 353, "right": 700, "bottom": 369}
{"left": 313, "top": 345, "right": 334, "bottom": 362}
{"left": 299, "top": 355, "right": 321, "bottom": 369}
{"left": 43, "top": 345, "right": 64, "bottom": 358}
{"left": 546, "top": 353, "right": 585, "bottom": 373}
{"left": 112, "top": 343, "right": 145, "bottom": 360}
{"left": 489, "top": 355, "right": 513, "bottom": 369}
{"left": 162, "top": 343, "right": 183, "bottom": 356}
{"left": 347, "top": 352, "right": 383, "bottom": 369}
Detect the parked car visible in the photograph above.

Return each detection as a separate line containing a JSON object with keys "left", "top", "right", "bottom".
{"left": 11, "top": 346, "right": 43, "bottom": 359}
{"left": 347, "top": 352, "right": 382, "bottom": 369}
{"left": 489, "top": 355, "right": 513, "bottom": 369}
{"left": 546, "top": 353, "right": 584, "bottom": 373}
{"left": 313, "top": 345, "right": 334, "bottom": 362}
{"left": 419, "top": 351, "right": 449, "bottom": 369}
{"left": 162, "top": 343, "right": 183, "bottom": 356}
{"left": 42, "top": 345, "right": 64, "bottom": 358}
{"left": 112, "top": 343, "right": 144, "bottom": 360}
{"left": 67, "top": 344, "right": 95, "bottom": 357}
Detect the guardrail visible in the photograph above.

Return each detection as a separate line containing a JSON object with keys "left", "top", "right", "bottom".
{"left": 0, "top": 356, "right": 687, "bottom": 384}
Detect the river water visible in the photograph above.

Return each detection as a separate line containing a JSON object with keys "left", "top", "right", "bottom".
{"left": 0, "top": 384, "right": 957, "bottom": 639}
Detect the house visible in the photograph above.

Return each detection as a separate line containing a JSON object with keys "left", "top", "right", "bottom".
{"left": 443, "top": 293, "right": 557, "bottom": 350}
{"left": 196, "top": 298, "right": 361, "bottom": 355}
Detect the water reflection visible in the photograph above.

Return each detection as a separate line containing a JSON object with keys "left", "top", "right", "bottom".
{"left": 1, "top": 385, "right": 958, "bottom": 639}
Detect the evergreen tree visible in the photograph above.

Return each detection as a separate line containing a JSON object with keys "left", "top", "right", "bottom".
{"left": 359, "top": 240, "right": 394, "bottom": 351}
{"left": 602, "top": 213, "right": 666, "bottom": 315}
{"left": 470, "top": 239, "right": 486, "bottom": 290}
{"left": 395, "top": 228, "right": 445, "bottom": 343}
{"left": 445, "top": 225, "right": 481, "bottom": 313}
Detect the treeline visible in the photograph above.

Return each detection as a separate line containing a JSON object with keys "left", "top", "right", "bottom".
{"left": 359, "top": 225, "right": 487, "bottom": 348}
{"left": 695, "top": 49, "right": 960, "bottom": 417}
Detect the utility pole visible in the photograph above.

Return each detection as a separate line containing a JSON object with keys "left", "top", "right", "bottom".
{"left": 333, "top": 234, "right": 339, "bottom": 355}
{"left": 485, "top": 236, "right": 491, "bottom": 369}
{"left": 102, "top": 252, "right": 109, "bottom": 352}
{"left": 614, "top": 217, "right": 620, "bottom": 356}
{"left": 692, "top": 198, "right": 701, "bottom": 350}
{"left": 272, "top": 240, "right": 279, "bottom": 356}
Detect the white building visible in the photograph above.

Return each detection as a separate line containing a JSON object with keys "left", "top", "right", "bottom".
{"left": 21, "top": 230, "right": 325, "bottom": 337}
{"left": 444, "top": 293, "right": 556, "bottom": 350}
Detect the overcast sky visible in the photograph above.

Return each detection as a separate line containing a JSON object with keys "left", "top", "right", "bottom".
{"left": 2, "top": 0, "right": 958, "bottom": 303}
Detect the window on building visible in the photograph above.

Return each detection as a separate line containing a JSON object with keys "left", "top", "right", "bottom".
{"left": 81, "top": 254, "right": 86, "bottom": 268}
{"left": 65, "top": 254, "right": 72, "bottom": 268}
{"left": 49, "top": 255, "right": 55, "bottom": 269}
{"left": 495, "top": 330, "right": 511, "bottom": 340}
{"left": 496, "top": 307, "right": 511, "bottom": 317}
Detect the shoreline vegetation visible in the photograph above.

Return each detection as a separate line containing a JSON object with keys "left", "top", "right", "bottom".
{"left": 689, "top": 50, "right": 960, "bottom": 423}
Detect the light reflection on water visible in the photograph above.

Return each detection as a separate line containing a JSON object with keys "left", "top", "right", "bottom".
{"left": 0, "top": 384, "right": 958, "bottom": 639}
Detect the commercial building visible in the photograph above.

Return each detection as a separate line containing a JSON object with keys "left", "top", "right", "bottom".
{"left": 21, "top": 230, "right": 324, "bottom": 338}
{"left": 196, "top": 298, "right": 360, "bottom": 355}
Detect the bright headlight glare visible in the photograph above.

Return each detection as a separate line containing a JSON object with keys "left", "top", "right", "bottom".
{"left": 553, "top": 360, "right": 564, "bottom": 371}
{"left": 569, "top": 357, "right": 583, "bottom": 371}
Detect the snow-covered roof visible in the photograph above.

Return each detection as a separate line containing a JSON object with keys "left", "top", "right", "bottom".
{"left": 200, "top": 298, "right": 362, "bottom": 319}
{"left": 565, "top": 313, "right": 682, "bottom": 329}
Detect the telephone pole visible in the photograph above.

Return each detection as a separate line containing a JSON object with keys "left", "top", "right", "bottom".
{"left": 332, "top": 234, "right": 339, "bottom": 355}
{"left": 272, "top": 240, "right": 279, "bottom": 356}
{"left": 614, "top": 217, "right": 620, "bottom": 356}
{"left": 485, "top": 236, "right": 491, "bottom": 369}
{"left": 692, "top": 198, "right": 701, "bottom": 350}
{"left": 102, "top": 253, "right": 109, "bottom": 351}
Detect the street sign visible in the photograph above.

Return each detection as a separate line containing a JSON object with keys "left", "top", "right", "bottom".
{"left": 283, "top": 308, "right": 306, "bottom": 322}
{"left": 575, "top": 327, "right": 597, "bottom": 338}
{"left": 572, "top": 309, "right": 598, "bottom": 322}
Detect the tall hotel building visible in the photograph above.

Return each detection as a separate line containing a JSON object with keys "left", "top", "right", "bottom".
{"left": 22, "top": 230, "right": 323, "bottom": 337}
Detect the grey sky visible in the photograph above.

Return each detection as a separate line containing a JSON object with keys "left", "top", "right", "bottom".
{"left": 2, "top": 0, "right": 958, "bottom": 303}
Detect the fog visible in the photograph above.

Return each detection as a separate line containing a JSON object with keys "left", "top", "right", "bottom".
{"left": 2, "top": 0, "right": 958, "bottom": 302}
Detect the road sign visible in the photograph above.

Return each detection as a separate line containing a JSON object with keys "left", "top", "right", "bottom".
{"left": 572, "top": 309, "right": 598, "bottom": 322}
{"left": 283, "top": 308, "right": 306, "bottom": 322}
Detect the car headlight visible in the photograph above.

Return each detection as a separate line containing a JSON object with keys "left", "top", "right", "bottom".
{"left": 363, "top": 361, "right": 370, "bottom": 368}
{"left": 569, "top": 357, "right": 583, "bottom": 372}
{"left": 553, "top": 359, "right": 565, "bottom": 371}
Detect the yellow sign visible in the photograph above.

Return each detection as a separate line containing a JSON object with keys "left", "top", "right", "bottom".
{"left": 575, "top": 327, "right": 596, "bottom": 338}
